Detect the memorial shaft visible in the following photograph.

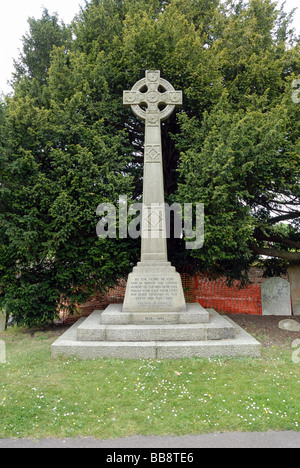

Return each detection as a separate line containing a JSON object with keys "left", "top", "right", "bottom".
{"left": 123, "top": 70, "right": 185, "bottom": 314}
{"left": 123, "top": 70, "right": 182, "bottom": 262}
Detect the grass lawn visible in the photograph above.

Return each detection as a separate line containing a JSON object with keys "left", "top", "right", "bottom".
{"left": 0, "top": 323, "right": 299, "bottom": 439}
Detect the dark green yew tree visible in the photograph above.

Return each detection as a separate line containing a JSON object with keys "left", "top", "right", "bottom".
{"left": 0, "top": 8, "right": 137, "bottom": 326}
{"left": 0, "top": 0, "right": 299, "bottom": 325}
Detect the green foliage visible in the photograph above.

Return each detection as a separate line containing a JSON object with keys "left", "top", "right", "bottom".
{"left": 175, "top": 1, "right": 300, "bottom": 279}
{"left": 0, "top": 0, "right": 299, "bottom": 325}
{"left": 0, "top": 9, "right": 136, "bottom": 326}
{"left": 13, "top": 9, "right": 71, "bottom": 87}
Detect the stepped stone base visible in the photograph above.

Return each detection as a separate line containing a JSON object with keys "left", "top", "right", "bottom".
{"left": 100, "top": 303, "right": 209, "bottom": 325}
{"left": 51, "top": 307, "right": 261, "bottom": 360}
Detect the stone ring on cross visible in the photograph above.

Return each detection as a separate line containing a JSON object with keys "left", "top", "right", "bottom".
{"left": 123, "top": 70, "right": 182, "bottom": 124}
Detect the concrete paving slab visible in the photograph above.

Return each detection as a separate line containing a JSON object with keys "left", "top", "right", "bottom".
{"left": 0, "top": 431, "right": 299, "bottom": 448}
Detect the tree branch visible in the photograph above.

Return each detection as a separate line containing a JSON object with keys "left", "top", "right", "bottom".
{"left": 272, "top": 200, "right": 300, "bottom": 206}
{"left": 252, "top": 245, "right": 300, "bottom": 261}
{"left": 268, "top": 212, "right": 300, "bottom": 225}
{"left": 254, "top": 230, "right": 300, "bottom": 250}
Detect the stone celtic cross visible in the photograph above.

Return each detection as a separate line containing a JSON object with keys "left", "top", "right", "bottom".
{"left": 123, "top": 70, "right": 182, "bottom": 262}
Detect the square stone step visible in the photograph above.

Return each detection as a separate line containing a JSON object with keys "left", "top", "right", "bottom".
{"left": 51, "top": 312, "right": 261, "bottom": 360}
{"left": 76, "top": 309, "right": 235, "bottom": 342}
{"left": 100, "top": 303, "right": 209, "bottom": 325}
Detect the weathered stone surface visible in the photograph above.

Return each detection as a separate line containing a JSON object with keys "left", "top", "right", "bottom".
{"left": 278, "top": 319, "right": 300, "bottom": 332}
{"left": 288, "top": 266, "right": 300, "bottom": 316}
{"left": 51, "top": 320, "right": 157, "bottom": 360}
{"left": 77, "top": 312, "right": 106, "bottom": 341}
{"left": 101, "top": 303, "right": 209, "bottom": 325}
{"left": 123, "top": 262, "right": 186, "bottom": 314}
{"left": 51, "top": 311, "right": 261, "bottom": 360}
{"left": 0, "top": 340, "right": 6, "bottom": 363}
{"left": 261, "top": 277, "right": 292, "bottom": 316}
{"left": 76, "top": 310, "right": 235, "bottom": 342}
{"left": 178, "top": 303, "right": 209, "bottom": 324}
{"left": 0, "top": 311, "right": 6, "bottom": 331}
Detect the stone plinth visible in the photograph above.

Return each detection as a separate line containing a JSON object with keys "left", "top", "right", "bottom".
{"left": 100, "top": 303, "right": 209, "bottom": 325}
{"left": 123, "top": 262, "right": 186, "bottom": 314}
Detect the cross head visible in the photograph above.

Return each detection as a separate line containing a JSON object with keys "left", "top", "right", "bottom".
{"left": 123, "top": 70, "right": 182, "bottom": 125}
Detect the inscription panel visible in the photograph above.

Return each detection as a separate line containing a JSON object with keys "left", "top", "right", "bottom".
{"left": 128, "top": 276, "right": 179, "bottom": 308}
